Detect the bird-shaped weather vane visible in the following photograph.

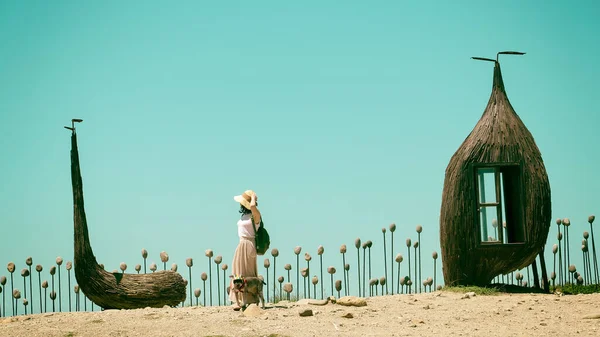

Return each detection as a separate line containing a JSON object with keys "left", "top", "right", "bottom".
{"left": 64, "top": 119, "right": 83, "bottom": 133}
{"left": 471, "top": 51, "right": 526, "bottom": 63}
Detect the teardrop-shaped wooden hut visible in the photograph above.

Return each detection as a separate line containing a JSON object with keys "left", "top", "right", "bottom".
{"left": 66, "top": 121, "right": 187, "bottom": 309}
{"left": 439, "top": 52, "right": 551, "bottom": 286}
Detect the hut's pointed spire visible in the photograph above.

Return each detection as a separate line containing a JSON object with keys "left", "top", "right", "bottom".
{"left": 492, "top": 62, "right": 506, "bottom": 94}
{"left": 472, "top": 51, "right": 525, "bottom": 95}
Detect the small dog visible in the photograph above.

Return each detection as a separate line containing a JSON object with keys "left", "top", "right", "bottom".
{"left": 229, "top": 274, "right": 266, "bottom": 309}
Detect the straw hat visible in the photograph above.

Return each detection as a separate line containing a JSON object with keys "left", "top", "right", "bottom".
{"left": 233, "top": 190, "right": 256, "bottom": 210}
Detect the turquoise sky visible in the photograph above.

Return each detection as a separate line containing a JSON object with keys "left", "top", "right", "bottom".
{"left": 1, "top": 1, "right": 599, "bottom": 313}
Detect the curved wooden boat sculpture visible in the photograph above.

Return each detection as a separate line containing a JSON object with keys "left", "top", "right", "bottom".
{"left": 68, "top": 124, "right": 186, "bottom": 309}
{"left": 439, "top": 53, "right": 551, "bottom": 286}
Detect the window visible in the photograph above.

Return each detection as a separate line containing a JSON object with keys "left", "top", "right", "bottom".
{"left": 475, "top": 164, "right": 525, "bottom": 245}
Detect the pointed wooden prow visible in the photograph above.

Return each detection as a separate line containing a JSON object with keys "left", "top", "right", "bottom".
{"left": 66, "top": 120, "right": 187, "bottom": 309}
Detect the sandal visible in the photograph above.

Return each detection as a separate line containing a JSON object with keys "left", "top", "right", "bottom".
{"left": 233, "top": 305, "right": 241, "bottom": 311}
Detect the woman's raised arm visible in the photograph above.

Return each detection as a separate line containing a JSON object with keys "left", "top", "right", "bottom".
{"left": 249, "top": 192, "right": 261, "bottom": 225}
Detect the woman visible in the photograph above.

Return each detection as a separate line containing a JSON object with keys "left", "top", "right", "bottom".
{"left": 229, "top": 189, "right": 262, "bottom": 310}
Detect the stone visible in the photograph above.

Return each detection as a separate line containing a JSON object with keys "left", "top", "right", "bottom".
{"left": 583, "top": 313, "right": 600, "bottom": 319}
{"left": 243, "top": 304, "right": 263, "bottom": 317}
{"left": 299, "top": 308, "right": 313, "bottom": 317}
{"left": 295, "top": 298, "right": 330, "bottom": 306}
{"left": 336, "top": 296, "right": 367, "bottom": 307}
{"left": 341, "top": 312, "right": 354, "bottom": 318}
{"left": 461, "top": 292, "right": 477, "bottom": 299}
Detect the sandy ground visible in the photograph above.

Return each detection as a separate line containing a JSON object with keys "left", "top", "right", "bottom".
{"left": 1, "top": 291, "right": 599, "bottom": 337}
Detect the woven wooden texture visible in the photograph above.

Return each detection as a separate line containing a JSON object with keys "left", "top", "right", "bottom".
{"left": 70, "top": 133, "right": 186, "bottom": 309}
{"left": 439, "top": 62, "right": 551, "bottom": 286}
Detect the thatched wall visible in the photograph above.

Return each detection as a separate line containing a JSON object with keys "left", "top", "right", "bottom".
{"left": 439, "top": 61, "right": 551, "bottom": 286}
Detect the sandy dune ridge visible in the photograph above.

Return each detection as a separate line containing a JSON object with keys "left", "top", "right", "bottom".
{"left": 1, "top": 291, "right": 599, "bottom": 337}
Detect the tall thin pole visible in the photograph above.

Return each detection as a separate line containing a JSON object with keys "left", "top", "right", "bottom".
{"left": 552, "top": 244, "right": 557, "bottom": 288}
{"left": 563, "top": 219, "right": 569, "bottom": 284}
{"left": 302, "top": 270, "right": 306, "bottom": 299}
{"left": 22, "top": 272, "right": 28, "bottom": 315}
{"left": 50, "top": 268, "right": 55, "bottom": 312}
{"left": 322, "top": 253, "right": 327, "bottom": 299}
{"left": 8, "top": 267, "right": 14, "bottom": 317}
{"left": 26, "top": 262, "right": 32, "bottom": 315}
{"left": 583, "top": 245, "right": 589, "bottom": 285}
{"left": 340, "top": 245, "right": 347, "bottom": 297}
{"left": 557, "top": 219, "right": 563, "bottom": 285}
{"left": 296, "top": 253, "right": 300, "bottom": 300}
{"left": 433, "top": 258, "right": 437, "bottom": 290}
{"left": 306, "top": 259, "right": 311, "bottom": 299}
{"left": 57, "top": 260, "right": 62, "bottom": 312}
{"left": 397, "top": 258, "right": 401, "bottom": 294}
{"left": 433, "top": 251, "right": 438, "bottom": 290}
{"left": 565, "top": 221, "right": 571, "bottom": 277}
{"left": 390, "top": 224, "right": 396, "bottom": 295}
{"left": 356, "top": 248, "right": 362, "bottom": 297}
{"left": 367, "top": 243, "right": 372, "bottom": 285}
{"left": 189, "top": 266, "right": 193, "bottom": 307}
{"left": 216, "top": 259, "right": 221, "bottom": 306}
{"left": 585, "top": 237, "right": 592, "bottom": 285}
{"left": 355, "top": 239, "right": 361, "bottom": 297}
{"left": 286, "top": 269, "right": 290, "bottom": 300}
{"left": 589, "top": 216, "right": 599, "bottom": 284}
{"left": 264, "top": 262, "right": 269, "bottom": 304}
{"left": 345, "top": 263, "right": 350, "bottom": 296}
{"left": 142, "top": 249, "right": 148, "bottom": 274}
{"left": 271, "top": 249, "right": 279, "bottom": 303}
{"left": 202, "top": 276, "right": 206, "bottom": 307}
{"left": 222, "top": 267, "right": 227, "bottom": 306}
{"left": 2, "top": 278, "right": 6, "bottom": 317}
{"left": 382, "top": 228, "right": 388, "bottom": 295}
{"left": 66, "top": 263, "right": 72, "bottom": 312}
{"left": 417, "top": 226, "right": 423, "bottom": 294}
{"left": 188, "top": 257, "right": 196, "bottom": 307}
{"left": 273, "top": 255, "right": 277, "bottom": 302}
{"left": 406, "top": 239, "right": 411, "bottom": 294}
{"left": 362, "top": 244, "right": 367, "bottom": 297}
{"left": 414, "top": 245, "right": 418, "bottom": 292}
{"left": 330, "top": 271, "right": 334, "bottom": 297}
